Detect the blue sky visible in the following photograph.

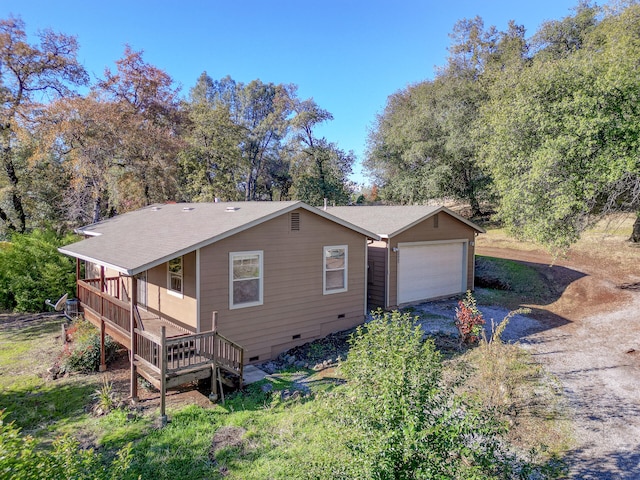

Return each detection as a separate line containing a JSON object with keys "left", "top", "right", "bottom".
{"left": 2, "top": 0, "right": 581, "bottom": 183}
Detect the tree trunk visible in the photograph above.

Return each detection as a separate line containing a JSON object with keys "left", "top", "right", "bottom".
{"left": 3, "top": 155, "right": 26, "bottom": 232}
{"left": 630, "top": 214, "right": 640, "bottom": 243}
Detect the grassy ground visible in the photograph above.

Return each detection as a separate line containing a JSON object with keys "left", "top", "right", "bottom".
{"left": 0, "top": 314, "right": 100, "bottom": 436}
{"left": 0, "top": 317, "right": 572, "bottom": 479}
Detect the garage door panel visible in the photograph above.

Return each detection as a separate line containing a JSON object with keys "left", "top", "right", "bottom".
{"left": 398, "top": 242, "right": 466, "bottom": 304}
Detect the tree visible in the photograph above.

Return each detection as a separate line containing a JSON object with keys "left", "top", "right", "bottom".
{"left": 95, "top": 46, "right": 184, "bottom": 208}
{"left": 0, "top": 17, "right": 87, "bottom": 234}
{"left": 365, "top": 17, "right": 507, "bottom": 215}
{"left": 42, "top": 47, "right": 184, "bottom": 224}
{"left": 289, "top": 98, "right": 353, "bottom": 205}
{"left": 479, "top": 3, "right": 640, "bottom": 248}
{"left": 179, "top": 73, "right": 244, "bottom": 201}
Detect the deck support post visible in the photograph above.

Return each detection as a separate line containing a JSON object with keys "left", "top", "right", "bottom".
{"left": 75, "top": 259, "right": 81, "bottom": 297}
{"left": 160, "top": 326, "right": 167, "bottom": 426}
{"left": 129, "top": 275, "right": 138, "bottom": 401}
{"left": 210, "top": 364, "right": 218, "bottom": 402}
{"left": 99, "top": 319, "right": 106, "bottom": 372}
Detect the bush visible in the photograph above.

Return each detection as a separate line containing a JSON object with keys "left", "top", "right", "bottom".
{"left": 319, "top": 310, "right": 513, "bottom": 479}
{"left": 61, "top": 319, "right": 119, "bottom": 374}
{"left": 0, "top": 229, "right": 78, "bottom": 312}
{"left": 0, "top": 409, "right": 133, "bottom": 479}
{"left": 455, "top": 290, "right": 486, "bottom": 344}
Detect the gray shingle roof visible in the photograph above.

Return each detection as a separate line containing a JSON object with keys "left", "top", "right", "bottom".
{"left": 323, "top": 205, "right": 485, "bottom": 238}
{"left": 59, "top": 201, "right": 379, "bottom": 275}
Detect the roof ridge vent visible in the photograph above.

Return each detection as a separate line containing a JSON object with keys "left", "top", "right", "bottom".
{"left": 225, "top": 206, "right": 239, "bottom": 212}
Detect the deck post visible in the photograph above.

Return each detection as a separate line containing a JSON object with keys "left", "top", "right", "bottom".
{"left": 75, "top": 259, "right": 81, "bottom": 297}
{"left": 99, "top": 319, "right": 106, "bottom": 372}
{"left": 160, "top": 326, "right": 167, "bottom": 426}
{"left": 129, "top": 275, "right": 138, "bottom": 401}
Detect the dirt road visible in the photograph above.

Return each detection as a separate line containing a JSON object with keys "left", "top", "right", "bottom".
{"left": 477, "top": 245, "right": 640, "bottom": 479}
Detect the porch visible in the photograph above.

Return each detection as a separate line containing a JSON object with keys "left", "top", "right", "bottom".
{"left": 76, "top": 276, "right": 244, "bottom": 419}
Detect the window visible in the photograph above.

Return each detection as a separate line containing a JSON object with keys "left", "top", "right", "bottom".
{"left": 230, "top": 251, "right": 263, "bottom": 308}
{"left": 324, "top": 245, "right": 347, "bottom": 294}
{"left": 168, "top": 257, "right": 183, "bottom": 296}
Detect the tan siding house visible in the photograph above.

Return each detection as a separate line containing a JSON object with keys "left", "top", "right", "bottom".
{"left": 60, "top": 201, "right": 378, "bottom": 365}
{"left": 325, "top": 206, "right": 485, "bottom": 309}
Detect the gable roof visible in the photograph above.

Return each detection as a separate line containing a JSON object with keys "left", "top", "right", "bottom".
{"left": 323, "top": 205, "right": 485, "bottom": 238}
{"left": 59, "top": 201, "right": 379, "bottom": 276}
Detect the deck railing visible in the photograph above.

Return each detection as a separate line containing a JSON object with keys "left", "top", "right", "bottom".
{"left": 82, "top": 277, "right": 123, "bottom": 300}
{"left": 133, "top": 328, "right": 243, "bottom": 378}
{"left": 78, "top": 279, "right": 131, "bottom": 333}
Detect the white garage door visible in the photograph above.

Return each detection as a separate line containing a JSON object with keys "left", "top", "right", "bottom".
{"left": 397, "top": 241, "right": 467, "bottom": 304}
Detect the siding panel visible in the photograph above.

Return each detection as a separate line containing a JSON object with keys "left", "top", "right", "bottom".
{"left": 199, "top": 208, "right": 368, "bottom": 363}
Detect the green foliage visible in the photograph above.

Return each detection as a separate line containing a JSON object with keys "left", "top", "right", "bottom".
{"left": 61, "top": 318, "right": 119, "bottom": 374}
{"left": 479, "top": 3, "right": 640, "bottom": 250}
{"left": 313, "top": 310, "right": 516, "bottom": 479}
{"left": 0, "top": 229, "right": 77, "bottom": 312}
{"left": 0, "top": 409, "right": 133, "bottom": 480}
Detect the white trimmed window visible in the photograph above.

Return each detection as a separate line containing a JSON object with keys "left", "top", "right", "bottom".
{"left": 167, "top": 257, "right": 183, "bottom": 297}
{"left": 323, "top": 245, "right": 347, "bottom": 294}
{"left": 230, "top": 251, "right": 263, "bottom": 309}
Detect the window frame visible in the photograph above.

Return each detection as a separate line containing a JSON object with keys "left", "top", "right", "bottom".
{"left": 229, "top": 250, "right": 264, "bottom": 309}
{"left": 167, "top": 256, "right": 183, "bottom": 298}
{"left": 323, "top": 245, "right": 348, "bottom": 295}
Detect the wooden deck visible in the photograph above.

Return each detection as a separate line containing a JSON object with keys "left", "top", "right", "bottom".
{"left": 77, "top": 278, "right": 244, "bottom": 408}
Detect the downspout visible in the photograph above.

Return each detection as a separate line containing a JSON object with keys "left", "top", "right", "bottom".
{"left": 364, "top": 238, "right": 369, "bottom": 316}
{"left": 386, "top": 239, "right": 391, "bottom": 309}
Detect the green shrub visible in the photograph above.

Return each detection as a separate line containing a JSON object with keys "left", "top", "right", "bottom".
{"left": 315, "top": 310, "right": 520, "bottom": 479}
{"left": 61, "top": 319, "right": 119, "bottom": 374}
{"left": 0, "top": 229, "right": 78, "bottom": 312}
{"left": 0, "top": 409, "right": 133, "bottom": 479}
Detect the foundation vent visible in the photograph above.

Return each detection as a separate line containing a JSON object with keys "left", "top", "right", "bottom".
{"left": 249, "top": 355, "right": 259, "bottom": 362}
{"left": 292, "top": 334, "right": 301, "bottom": 340}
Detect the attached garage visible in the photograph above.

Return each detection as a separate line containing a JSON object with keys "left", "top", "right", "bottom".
{"left": 325, "top": 206, "right": 485, "bottom": 309}
{"left": 397, "top": 240, "right": 468, "bottom": 304}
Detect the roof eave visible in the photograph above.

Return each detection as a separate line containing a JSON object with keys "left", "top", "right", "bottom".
{"left": 386, "top": 206, "right": 485, "bottom": 237}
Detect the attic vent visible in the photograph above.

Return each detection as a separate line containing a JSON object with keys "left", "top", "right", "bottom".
{"left": 433, "top": 214, "right": 439, "bottom": 228}
{"left": 290, "top": 212, "right": 300, "bottom": 231}
{"left": 226, "top": 206, "right": 239, "bottom": 212}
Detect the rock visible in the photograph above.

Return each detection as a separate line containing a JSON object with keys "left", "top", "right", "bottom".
{"left": 289, "top": 390, "right": 301, "bottom": 400}
{"left": 286, "top": 355, "right": 296, "bottom": 365}
{"left": 261, "top": 383, "right": 273, "bottom": 393}
{"left": 294, "top": 360, "right": 306, "bottom": 368}
{"left": 313, "top": 363, "right": 324, "bottom": 371}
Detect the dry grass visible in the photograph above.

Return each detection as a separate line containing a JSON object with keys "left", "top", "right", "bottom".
{"left": 452, "top": 317, "right": 573, "bottom": 465}
{"left": 478, "top": 213, "right": 640, "bottom": 274}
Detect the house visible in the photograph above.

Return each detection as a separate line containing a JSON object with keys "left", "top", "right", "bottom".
{"left": 59, "top": 201, "right": 379, "bottom": 398}
{"left": 323, "top": 206, "right": 485, "bottom": 309}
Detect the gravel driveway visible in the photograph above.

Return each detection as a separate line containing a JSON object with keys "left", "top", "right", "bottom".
{"left": 460, "top": 246, "right": 640, "bottom": 479}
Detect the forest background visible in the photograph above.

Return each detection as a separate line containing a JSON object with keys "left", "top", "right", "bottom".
{"left": 1, "top": 1, "right": 639, "bottom": 282}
